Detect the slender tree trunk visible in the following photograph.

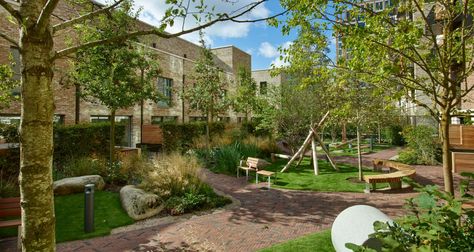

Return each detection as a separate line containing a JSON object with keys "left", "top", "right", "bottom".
{"left": 357, "top": 125, "right": 363, "bottom": 181}
{"left": 206, "top": 111, "right": 210, "bottom": 151}
{"left": 19, "top": 3, "right": 56, "bottom": 250}
{"left": 377, "top": 123, "right": 381, "bottom": 144}
{"left": 440, "top": 111, "right": 454, "bottom": 194}
{"left": 110, "top": 109, "right": 116, "bottom": 164}
{"left": 342, "top": 122, "right": 347, "bottom": 143}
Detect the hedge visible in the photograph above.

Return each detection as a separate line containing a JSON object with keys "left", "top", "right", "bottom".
{"left": 53, "top": 122, "right": 125, "bottom": 163}
{"left": 161, "top": 121, "right": 225, "bottom": 152}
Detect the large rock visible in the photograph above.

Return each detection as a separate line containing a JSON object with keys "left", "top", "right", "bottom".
{"left": 120, "top": 185, "right": 164, "bottom": 220}
{"left": 53, "top": 175, "right": 105, "bottom": 195}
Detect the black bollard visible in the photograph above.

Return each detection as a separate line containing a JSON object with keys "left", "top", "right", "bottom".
{"left": 84, "top": 184, "right": 95, "bottom": 233}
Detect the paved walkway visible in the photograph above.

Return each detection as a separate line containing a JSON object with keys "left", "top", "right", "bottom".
{"left": 1, "top": 148, "right": 455, "bottom": 252}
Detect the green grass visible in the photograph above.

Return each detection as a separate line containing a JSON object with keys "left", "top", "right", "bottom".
{"left": 253, "top": 159, "right": 387, "bottom": 192}
{"left": 259, "top": 229, "right": 334, "bottom": 252}
{"left": 330, "top": 144, "right": 392, "bottom": 157}
{"left": 0, "top": 191, "right": 134, "bottom": 242}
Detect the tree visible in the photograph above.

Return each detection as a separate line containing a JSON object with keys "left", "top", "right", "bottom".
{"left": 232, "top": 66, "right": 258, "bottom": 121}
{"left": 0, "top": 0, "right": 282, "bottom": 250}
{"left": 279, "top": 0, "right": 474, "bottom": 194}
{"left": 184, "top": 35, "right": 229, "bottom": 149}
{"left": 72, "top": 3, "right": 160, "bottom": 164}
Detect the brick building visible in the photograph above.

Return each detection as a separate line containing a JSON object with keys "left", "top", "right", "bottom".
{"left": 335, "top": 0, "right": 474, "bottom": 126}
{"left": 0, "top": 0, "right": 282, "bottom": 147}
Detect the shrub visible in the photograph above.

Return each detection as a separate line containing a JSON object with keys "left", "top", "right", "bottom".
{"left": 0, "top": 123, "right": 19, "bottom": 143}
{"left": 139, "top": 153, "right": 203, "bottom": 199}
{"left": 347, "top": 175, "right": 474, "bottom": 252}
{"left": 0, "top": 176, "right": 19, "bottom": 197}
{"left": 241, "top": 121, "right": 271, "bottom": 137}
{"left": 242, "top": 135, "right": 279, "bottom": 156}
{"left": 209, "top": 141, "right": 261, "bottom": 175}
{"left": 398, "top": 125, "right": 440, "bottom": 165}
{"left": 383, "top": 125, "right": 404, "bottom": 146}
{"left": 54, "top": 122, "right": 125, "bottom": 164}
{"left": 161, "top": 121, "right": 225, "bottom": 152}
{"left": 213, "top": 144, "right": 242, "bottom": 174}
{"left": 55, "top": 156, "right": 108, "bottom": 180}
{"left": 139, "top": 153, "right": 231, "bottom": 215}
{"left": 0, "top": 147, "right": 19, "bottom": 180}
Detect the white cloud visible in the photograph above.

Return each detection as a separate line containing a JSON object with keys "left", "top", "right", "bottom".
{"left": 270, "top": 41, "right": 293, "bottom": 68}
{"left": 94, "top": 0, "right": 271, "bottom": 45}
{"left": 258, "top": 42, "right": 279, "bottom": 58}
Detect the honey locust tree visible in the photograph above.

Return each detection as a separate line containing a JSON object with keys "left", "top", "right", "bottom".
{"left": 279, "top": 0, "right": 474, "bottom": 194}
{"left": 184, "top": 36, "right": 230, "bottom": 149}
{"left": 0, "top": 0, "right": 283, "bottom": 250}
{"left": 72, "top": 2, "right": 160, "bottom": 164}
{"left": 232, "top": 66, "right": 258, "bottom": 121}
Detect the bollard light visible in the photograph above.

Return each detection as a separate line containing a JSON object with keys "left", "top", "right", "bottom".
{"left": 84, "top": 184, "right": 95, "bottom": 233}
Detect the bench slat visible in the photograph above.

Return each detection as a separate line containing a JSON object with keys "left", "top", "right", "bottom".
{"left": 0, "top": 208, "right": 21, "bottom": 217}
{"left": 0, "top": 198, "right": 20, "bottom": 203}
{"left": 0, "top": 219, "right": 21, "bottom": 228}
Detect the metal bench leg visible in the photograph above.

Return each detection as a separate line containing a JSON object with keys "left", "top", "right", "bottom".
{"left": 256, "top": 172, "right": 258, "bottom": 184}
{"left": 364, "top": 183, "right": 371, "bottom": 194}
{"left": 268, "top": 176, "right": 271, "bottom": 188}
{"left": 246, "top": 170, "right": 249, "bottom": 181}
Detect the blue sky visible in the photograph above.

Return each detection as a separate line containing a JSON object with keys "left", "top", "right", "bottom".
{"left": 98, "top": 0, "right": 335, "bottom": 70}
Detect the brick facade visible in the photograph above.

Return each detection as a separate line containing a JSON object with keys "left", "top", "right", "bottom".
{"left": 0, "top": 1, "right": 280, "bottom": 146}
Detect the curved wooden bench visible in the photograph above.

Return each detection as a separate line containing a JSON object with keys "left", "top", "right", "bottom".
{"left": 364, "top": 159, "right": 416, "bottom": 193}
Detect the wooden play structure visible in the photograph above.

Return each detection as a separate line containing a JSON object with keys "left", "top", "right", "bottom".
{"left": 280, "top": 111, "right": 338, "bottom": 175}
{"left": 449, "top": 125, "right": 474, "bottom": 173}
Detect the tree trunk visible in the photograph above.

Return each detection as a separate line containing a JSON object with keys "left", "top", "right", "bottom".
{"left": 110, "top": 109, "right": 116, "bottom": 164}
{"left": 377, "top": 123, "right": 381, "bottom": 144}
{"left": 19, "top": 4, "right": 56, "bottom": 250}
{"left": 440, "top": 111, "right": 454, "bottom": 194}
{"left": 206, "top": 112, "right": 210, "bottom": 150}
{"left": 342, "top": 122, "right": 347, "bottom": 143}
{"left": 357, "top": 125, "right": 363, "bottom": 181}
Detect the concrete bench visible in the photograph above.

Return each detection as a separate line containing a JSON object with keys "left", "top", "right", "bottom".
{"left": 237, "top": 157, "right": 275, "bottom": 188}
{"left": 364, "top": 159, "right": 416, "bottom": 193}
{"left": 0, "top": 197, "right": 21, "bottom": 250}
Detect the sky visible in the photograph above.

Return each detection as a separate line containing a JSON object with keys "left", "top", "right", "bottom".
{"left": 97, "top": 0, "right": 335, "bottom": 70}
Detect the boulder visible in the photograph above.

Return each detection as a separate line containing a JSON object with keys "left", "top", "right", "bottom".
{"left": 53, "top": 175, "right": 105, "bottom": 195}
{"left": 120, "top": 185, "right": 164, "bottom": 220}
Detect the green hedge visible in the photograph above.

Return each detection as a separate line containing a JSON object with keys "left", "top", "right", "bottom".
{"left": 54, "top": 122, "right": 125, "bottom": 163}
{"left": 161, "top": 121, "right": 225, "bottom": 152}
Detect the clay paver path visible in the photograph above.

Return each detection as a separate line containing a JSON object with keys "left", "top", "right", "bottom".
{"left": 0, "top": 148, "right": 456, "bottom": 252}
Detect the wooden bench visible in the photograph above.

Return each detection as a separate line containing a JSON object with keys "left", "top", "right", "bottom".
{"left": 0, "top": 197, "right": 21, "bottom": 250}
{"left": 238, "top": 157, "right": 275, "bottom": 188}
{"left": 364, "top": 159, "right": 416, "bottom": 193}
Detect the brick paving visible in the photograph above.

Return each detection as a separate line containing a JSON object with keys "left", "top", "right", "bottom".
{"left": 1, "top": 148, "right": 458, "bottom": 252}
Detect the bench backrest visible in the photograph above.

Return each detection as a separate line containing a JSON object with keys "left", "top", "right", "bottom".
{"left": 0, "top": 197, "right": 21, "bottom": 218}
{"left": 246, "top": 157, "right": 268, "bottom": 169}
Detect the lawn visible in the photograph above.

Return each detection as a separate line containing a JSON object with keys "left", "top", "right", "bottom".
{"left": 329, "top": 143, "right": 393, "bottom": 157}
{"left": 254, "top": 158, "right": 387, "bottom": 192}
{"left": 0, "top": 191, "right": 134, "bottom": 242}
{"left": 259, "top": 229, "right": 334, "bottom": 252}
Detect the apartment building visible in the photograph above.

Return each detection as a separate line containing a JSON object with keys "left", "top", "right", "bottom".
{"left": 335, "top": 0, "right": 474, "bottom": 126}
{"left": 0, "top": 0, "right": 282, "bottom": 147}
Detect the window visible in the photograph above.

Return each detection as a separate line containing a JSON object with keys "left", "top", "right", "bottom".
{"left": 259, "top": 81, "right": 267, "bottom": 95}
{"left": 237, "top": 117, "right": 247, "bottom": 124}
{"left": 217, "top": 117, "right": 230, "bottom": 123}
{"left": 54, "top": 115, "right": 65, "bottom": 125}
{"left": 157, "top": 77, "right": 173, "bottom": 107}
{"left": 189, "top": 116, "right": 207, "bottom": 122}
{"left": 151, "top": 116, "right": 178, "bottom": 124}
{"left": 375, "top": 1, "right": 383, "bottom": 11}
{"left": 0, "top": 115, "right": 20, "bottom": 125}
